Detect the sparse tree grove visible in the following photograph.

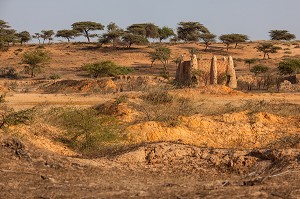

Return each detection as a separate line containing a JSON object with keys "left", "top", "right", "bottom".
{"left": 0, "top": 18, "right": 299, "bottom": 84}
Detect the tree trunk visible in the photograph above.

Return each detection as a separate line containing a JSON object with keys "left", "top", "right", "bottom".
{"left": 226, "top": 44, "right": 229, "bottom": 51}
{"left": 235, "top": 43, "right": 238, "bottom": 48}
{"left": 67, "top": 38, "right": 70, "bottom": 42}
{"left": 85, "top": 30, "right": 90, "bottom": 43}
{"left": 163, "top": 63, "right": 168, "bottom": 75}
{"left": 205, "top": 43, "right": 208, "bottom": 51}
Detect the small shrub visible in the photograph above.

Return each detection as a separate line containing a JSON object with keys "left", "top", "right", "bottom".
{"left": 0, "top": 93, "right": 5, "bottom": 103}
{"left": 142, "top": 89, "right": 173, "bottom": 105}
{"left": 136, "top": 91, "right": 196, "bottom": 127}
{"left": 0, "top": 66, "right": 18, "bottom": 79}
{"left": 54, "top": 108, "right": 123, "bottom": 155}
{"left": 14, "top": 48, "right": 23, "bottom": 56}
{"left": 284, "top": 51, "right": 292, "bottom": 54}
{"left": 49, "top": 74, "right": 61, "bottom": 80}
{"left": 278, "top": 58, "right": 300, "bottom": 75}
{"left": 250, "top": 65, "right": 269, "bottom": 75}
{"left": 0, "top": 105, "right": 35, "bottom": 130}
{"left": 82, "top": 61, "right": 133, "bottom": 78}
{"left": 94, "top": 95, "right": 128, "bottom": 115}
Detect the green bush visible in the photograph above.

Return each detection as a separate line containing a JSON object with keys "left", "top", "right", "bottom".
{"left": 0, "top": 102, "right": 35, "bottom": 130}
{"left": 49, "top": 74, "right": 61, "bottom": 80}
{"left": 278, "top": 58, "right": 300, "bottom": 75}
{"left": 55, "top": 108, "right": 123, "bottom": 155}
{"left": 82, "top": 61, "right": 133, "bottom": 78}
{"left": 137, "top": 93, "right": 196, "bottom": 127}
{"left": 250, "top": 65, "right": 269, "bottom": 75}
{"left": 142, "top": 89, "right": 173, "bottom": 105}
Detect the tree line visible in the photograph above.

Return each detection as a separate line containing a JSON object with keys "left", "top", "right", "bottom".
{"left": 0, "top": 19, "right": 297, "bottom": 50}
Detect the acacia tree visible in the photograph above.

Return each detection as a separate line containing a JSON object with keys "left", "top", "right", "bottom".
{"left": 0, "top": 19, "right": 10, "bottom": 29}
{"left": 219, "top": 34, "right": 249, "bottom": 51}
{"left": 127, "top": 23, "right": 159, "bottom": 41}
{"left": 122, "top": 33, "right": 148, "bottom": 48}
{"left": 17, "top": 31, "right": 31, "bottom": 45}
{"left": 22, "top": 49, "right": 51, "bottom": 77}
{"left": 32, "top": 33, "right": 42, "bottom": 44}
{"left": 72, "top": 21, "right": 104, "bottom": 42}
{"left": 99, "top": 22, "right": 124, "bottom": 47}
{"left": 255, "top": 42, "right": 281, "bottom": 59}
{"left": 144, "top": 23, "right": 159, "bottom": 40}
{"left": 0, "top": 29, "right": 17, "bottom": 47}
{"left": 149, "top": 46, "right": 171, "bottom": 75}
{"left": 177, "top": 21, "right": 210, "bottom": 42}
{"left": 244, "top": 58, "right": 258, "bottom": 71}
{"left": 41, "top": 30, "right": 55, "bottom": 44}
{"left": 56, "top": 29, "right": 79, "bottom": 42}
{"left": 269, "top": 30, "right": 296, "bottom": 41}
{"left": 158, "top": 26, "right": 175, "bottom": 42}
{"left": 127, "top": 24, "right": 146, "bottom": 36}
{"left": 199, "top": 33, "right": 216, "bottom": 50}
{"left": 0, "top": 20, "right": 17, "bottom": 49}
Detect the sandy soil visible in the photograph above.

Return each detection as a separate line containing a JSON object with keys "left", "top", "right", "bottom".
{"left": 1, "top": 42, "right": 300, "bottom": 198}
{"left": 1, "top": 138, "right": 300, "bottom": 198}
{"left": 1, "top": 42, "right": 300, "bottom": 78}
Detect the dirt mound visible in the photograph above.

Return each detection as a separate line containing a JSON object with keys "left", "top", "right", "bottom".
{"left": 94, "top": 99, "right": 140, "bottom": 123}
{"left": 42, "top": 79, "right": 117, "bottom": 93}
{"left": 9, "top": 124, "right": 77, "bottom": 156}
{"left": 41, "top": 76, "right": 167, "bottom": 94}
{"left": 124, "top": 111, "right": 300, "bottom": 149}
{"left": 198, "top": 85, "right": 240, "bottom": 95}
{"left": 115, "top": 142, "right": 300, "bottom": 175}
{"left": 1, "top": 133, "right": 300, "bottom": 198}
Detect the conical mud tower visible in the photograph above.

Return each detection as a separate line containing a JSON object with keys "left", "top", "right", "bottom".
{"left": 210, "top": 56, "right": 218, "bottom": 85}
{"left": 227, "top": 56, "right": 237, "bottom": 88}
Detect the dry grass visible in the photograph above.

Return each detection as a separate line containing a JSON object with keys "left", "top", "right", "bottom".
{"left": 1, "top": 41, "right": 300, "bottom": 80}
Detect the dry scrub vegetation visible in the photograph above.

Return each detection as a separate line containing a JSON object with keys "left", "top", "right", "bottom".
{"left": 1, "top": 42, "right": 300, "bottom": 198}
{"left": 1, "top": 85, "right": 299, "bottom": 158}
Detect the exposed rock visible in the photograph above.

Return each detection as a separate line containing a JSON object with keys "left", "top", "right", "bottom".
{"left": 280, "top": 80, "right": 293, "bottom": 91}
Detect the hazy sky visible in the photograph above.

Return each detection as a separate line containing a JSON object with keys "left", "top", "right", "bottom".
{"left": 0, "top": 0, "right": 300, "bottom": 41}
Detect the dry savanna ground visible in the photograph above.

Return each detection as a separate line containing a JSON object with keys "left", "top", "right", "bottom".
{"left": 0, "top": 41, "right": 300, "bottom": 198}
